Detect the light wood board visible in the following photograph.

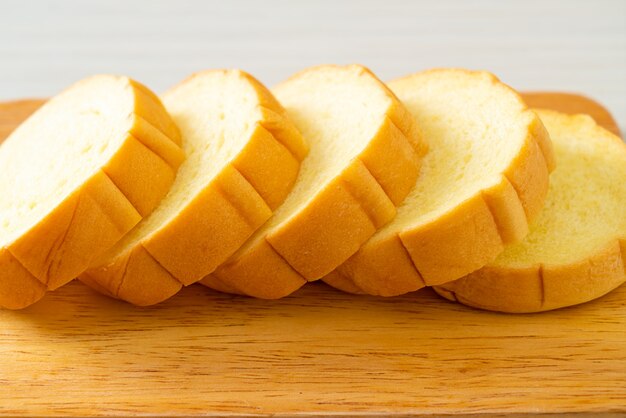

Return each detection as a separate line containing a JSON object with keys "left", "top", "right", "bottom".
{"left": 0, "top": 94, "right": 624, "bottom": 417}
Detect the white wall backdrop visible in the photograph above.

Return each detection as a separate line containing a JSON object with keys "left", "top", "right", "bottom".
{"left": 0, "top": 0, "right": 624, "bottom": 128}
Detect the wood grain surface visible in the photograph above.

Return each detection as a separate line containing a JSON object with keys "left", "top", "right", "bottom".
{"left": 0, "top": 94, "right": 624, "bottom": 417}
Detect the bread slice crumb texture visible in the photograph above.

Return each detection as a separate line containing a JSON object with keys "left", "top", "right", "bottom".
{"left": 82, "top": 70, "right": 306, "bottom": 306}
{"left": 0, "top": 75, "right": 181, "bottom": 308}
{"left": 436, "top": 110, "right": 626, "bottom": 313}
{"left": 384, "top": 71, "right": 532, "bottom": 230}
{"left": 246, "top": 68, "right": 388, "bottom": 229}
{"left": 106, "top": 71, "right": 269, "bottom": 243}
{"left": 327, "top": 69, "right": 554, "bottom": 296}
{"left": 494, "top": 111, "right": 626, "bottom": 267}
{"left": 205, "top": 64, "right": 423, "bottom": 298}
{"left": 0, "top": 76, "right": 134, "bottom": 243}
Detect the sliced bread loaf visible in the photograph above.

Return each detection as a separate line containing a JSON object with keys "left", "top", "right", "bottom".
{"left": 0, "top": 75, "right": 182, "bottom": 309}
{"left": 202, "top": 64, "right": 424, "bottom": 298}
{"left": 435, "top": 110, "right": 626, "bottom": 313}
{"left": 80, "top": 70, "right": 307, "bottom": 306}
{"left": 325, "top": 69, "right": 555, "bottom": 296}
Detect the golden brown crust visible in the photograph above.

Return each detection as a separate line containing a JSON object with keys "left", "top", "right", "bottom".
{"left": 435, "top": 240, "right": 626, "bottom": 313}
{"left": 398, "top": 193, "right": 504, "bottom": 286}
{"left": 231, "top": 123, "right": 301, "bottom": 211}
{"left": 1, "top": 77, "right": 181, "bottom": 309}
{"left": 501, "top": 119, "right": 553, "bottom": 222}
{"left": 199, "top": 274, "right": 245, "bottom": 295}
{"left": 129, "top": 79, "right": 182, "bottom": 145}
{"left": 245, "top": 71, "right": 309, "bottom": 161}
{"left": 0, "top": 249, "right": 47, "bottom": 309}
{"left": 322, "top": 270, "right": 367, "bottom": 295}
{"left": 144, "top": 164, "right": 272, "bottom": 286}
{"left": 130, "top": 116, "right": 185, "bottom": 170}
{"left": 434, "top": 109, "right": 625, "bottom": 313}
{"left": 82, "top": 243, "right": 182, "bottom": 307}
{"left": 9, "top": 171, "right": 142, "bottom": 291}
{"left": 325, "top": 70, "right": 553, "bottom": 297}
{"left": 266, "top": 161, "right": 386, "bottom": 279}
{"left": 357, "top": 115, "right": 422, "bottom": 206}
{"left": 81, "top": 70, "right": 307, "bottom": 306}
{"left": 329, "top": 232, "right": 424, "bottom": 296}
{"left": 101, "top": 134, "right": 177, "bottom": 217}
{"left": 332, "top": 136, "right": 551, "bottom": 296}
{"left": 205, "top": 236, "right": 305, "bottom": 299}
{"left": 257, "top": 105, "right": 309, "bottom": 162}
{"left": 207, "top": 65, "right": 423, "bottom": 299}
{"left": 480, "top": 177, "right": 529, "bottom": 245}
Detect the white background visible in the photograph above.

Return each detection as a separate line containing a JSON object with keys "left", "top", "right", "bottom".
{"left": 0, "top": 0, "right": 624, "bottom": 130}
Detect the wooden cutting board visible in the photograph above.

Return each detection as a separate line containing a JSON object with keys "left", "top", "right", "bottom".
{"left": 0, "top": 94, "right": 624, "bottom": 417}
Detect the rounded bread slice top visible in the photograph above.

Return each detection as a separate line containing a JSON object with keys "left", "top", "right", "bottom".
{"left": 435, "top": 109, "right": 626, "bottom": 313}
{"left": 203, "top": 64, "right": 424, "bottom": 299}
{"left": 0, "top": 75, "right": 182, "bottom": 309}
{"left": 325, "top": 69, "right": 555, "bottom": 296}
{"left": 80, "top": 69, "right": 307, "bottom": 306}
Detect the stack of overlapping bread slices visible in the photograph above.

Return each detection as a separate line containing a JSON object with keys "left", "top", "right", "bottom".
{"left": 1, "top": 65, "right": 624, "bottom": 312}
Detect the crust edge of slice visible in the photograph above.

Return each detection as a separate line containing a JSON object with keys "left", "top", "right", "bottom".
{"left": 205, "top": 64, "right": 424, "bottom": 299}
{"left": 81, "top": 70, "right": 308, "bottom": 306}
{"left": 0, "top": 76, "right": 181, "bottom": 309}
{"left": 325, "top": 69, "right": 554, "bottom": 296}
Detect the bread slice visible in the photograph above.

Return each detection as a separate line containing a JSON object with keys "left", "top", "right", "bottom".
{"left": 0, "top": 75, "right": 183, "bottom": 309}
{"left": 435, "top": 110, "right": 626, "bottom": 313}
{"left": 80, "top": 70, "right": 307, "bottom": 306}
{"left": 202, "top": 64, "right": 424, "bottom": 298}
{"left": 324, "top": 69, "right": 555, "bottom": 296}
